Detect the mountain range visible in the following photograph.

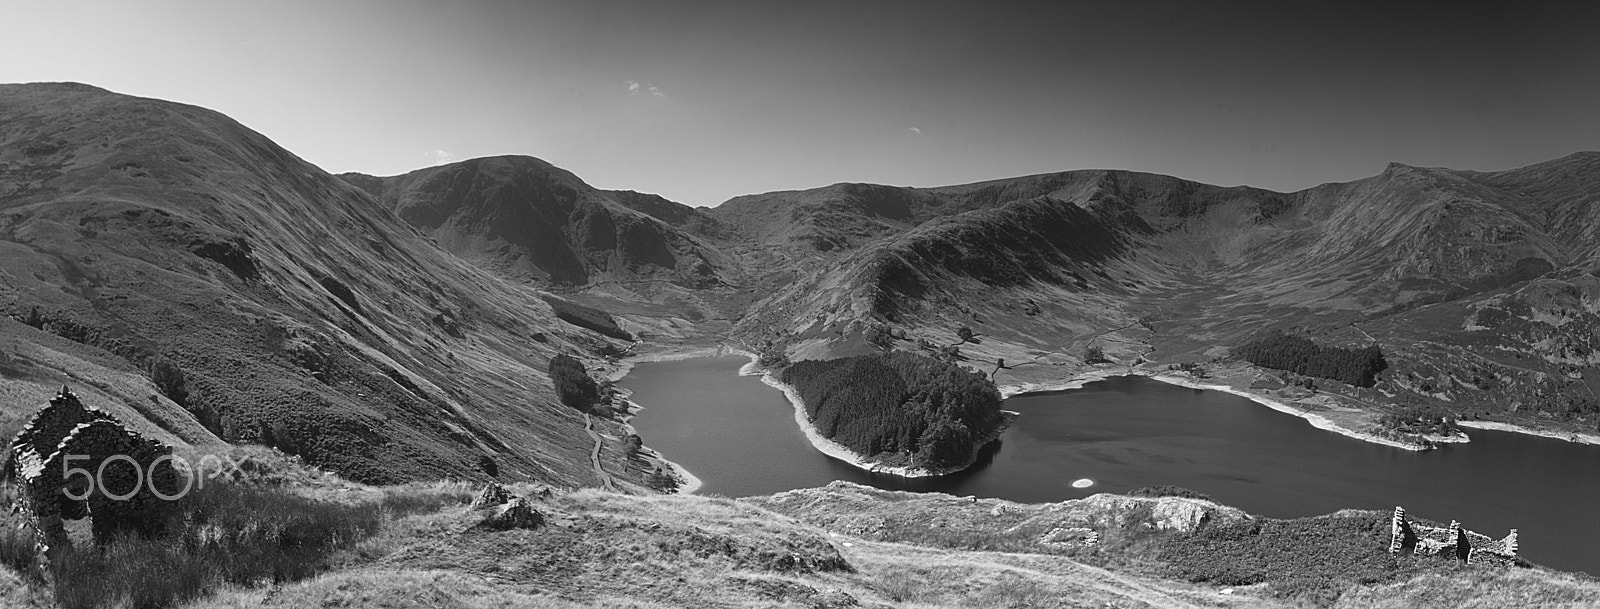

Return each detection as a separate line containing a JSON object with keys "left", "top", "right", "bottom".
{"left": 4, "top": 82, "right": 1598, "bottom": 495}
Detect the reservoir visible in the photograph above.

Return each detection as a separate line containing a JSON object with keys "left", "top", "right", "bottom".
{"left": 623, "top": 356, "right": 1600, "bottom": 575}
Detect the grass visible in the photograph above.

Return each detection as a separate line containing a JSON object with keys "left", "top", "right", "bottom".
{"left": 42, "top": 481, "right": 383, "bottom": 609}
{"left": 0, "top": 446, "right": 477, "bottom": 609}
{"left": 1152, "top": 511, "right": 1446, "bottom": 605}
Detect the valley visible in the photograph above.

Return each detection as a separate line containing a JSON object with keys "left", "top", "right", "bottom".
{"left": 3, "top": 82, "right": 1600, "bottom": 607}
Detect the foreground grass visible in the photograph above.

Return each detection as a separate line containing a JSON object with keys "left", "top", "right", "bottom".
{"left": 0, "top": 447, "right": 477, "bottom": 609}
{"left": 5, "top": 463, "right": 1598, "bottom": 609}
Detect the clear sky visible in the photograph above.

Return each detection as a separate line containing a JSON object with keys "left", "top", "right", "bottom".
{"left": 3, "top": 1, "right": 1597, "bottom": 206}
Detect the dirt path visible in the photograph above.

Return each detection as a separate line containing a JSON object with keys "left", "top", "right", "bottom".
{"left": 583, "top": 414, "right": 617, "bottom": 491}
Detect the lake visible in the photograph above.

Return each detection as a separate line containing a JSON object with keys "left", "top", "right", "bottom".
{"left": 623, "top": 355, "right": 1600, "bottom": 575}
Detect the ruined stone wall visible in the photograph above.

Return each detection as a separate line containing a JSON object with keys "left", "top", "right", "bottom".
{"left": 1388, "top": 506, "right": 1518, "bottom": 566}
{"left": 4, "top": 387, "right": 180, "bottom": 572}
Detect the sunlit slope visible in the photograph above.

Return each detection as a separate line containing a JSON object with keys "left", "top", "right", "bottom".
{"left": 0, "top": 83, "right": 639, "bottom": 487}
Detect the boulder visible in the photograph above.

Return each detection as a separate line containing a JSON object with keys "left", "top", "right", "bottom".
{"left": 479, "top": 496, "right": 544, "bottom": 531}
{"left": 470, "top": 482, "right": 512, "bottom": 509}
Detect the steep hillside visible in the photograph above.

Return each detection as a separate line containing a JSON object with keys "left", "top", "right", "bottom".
{"left": 340, "top": 157, "right": 731, "bottom": 289}
{"left": 696, "top": 157, "right": 1600, "bottom": 444}
{"left": 0, "top": 83, "right": 652, "bottom": 488}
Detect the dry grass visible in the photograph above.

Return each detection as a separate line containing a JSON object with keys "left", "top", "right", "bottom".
{"left": 1331, "top": 568, "right": 1600, "bottom": 609}
{"left": 3, "top": 464, "right": 1592, "bottom": 609}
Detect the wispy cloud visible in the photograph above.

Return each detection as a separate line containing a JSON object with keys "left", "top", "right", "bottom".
{"left": 905, "top": 126, "right": 922, "bottom": 134}
{"left": 426, "top": 149, "right": 455, "bottom": 166}
{"left": 625, "top": 80, "right": 666, "bottom": 98}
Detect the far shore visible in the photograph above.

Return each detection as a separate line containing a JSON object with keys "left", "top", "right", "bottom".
{"left": 618, "top": 349, "right": 1600, "bottom": 494}
{"left": 994, "top": 366, "right": 1445, "bottom": 450}
{"left": 1457, "top": 420, "right": 1600, "bottom": 446}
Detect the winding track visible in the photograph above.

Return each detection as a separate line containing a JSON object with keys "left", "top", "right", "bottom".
{"left": 583, "top": 414, "right": 617, "bottom": 491}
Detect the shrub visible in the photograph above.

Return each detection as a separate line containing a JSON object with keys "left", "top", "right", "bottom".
{"left": 1127, "top": 485, "right": 1214, "bottom": 502}
{"left": 150, "top": 356, "right": 189, "bottom": 407}
{"left": 756, "top": 341, "right": 789, "bottom": 368}
{"left": 1154, "top": 513, "right": 1437, "bottom": 606}
{"left": 1379, "top": 406, "right": 1459, "bottom": 435}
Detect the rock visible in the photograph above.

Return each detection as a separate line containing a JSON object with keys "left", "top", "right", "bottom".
{"left": 809, "top": 589, "right": 860, "bottom": 608}
{"left": 470, "top": 482, "right": 513, "bottom": 509}
{"left": 479, "top": 497, "right": 544, "bottom": 531}
{"left": 1040, "top": 526, "right": 1099, "bottom": 547}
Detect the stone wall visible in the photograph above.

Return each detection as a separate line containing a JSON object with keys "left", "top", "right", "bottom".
{"left": 1388, "top": 505, "right": 1518, "bottom": 567}
{"left": 4, "top": 387, "right": 181, "bottom": 571}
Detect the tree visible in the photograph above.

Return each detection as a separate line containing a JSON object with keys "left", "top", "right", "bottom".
{"left": 1082, "top": 344, "right": 1107, "bottom": 364}
{"left": 956, "top": 326, "right": 975, "bottom": 343}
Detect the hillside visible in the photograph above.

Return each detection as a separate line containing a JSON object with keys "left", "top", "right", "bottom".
{"left": 0, "top": 83, "right": 658, "bottom": 489}
{"left": 339, "top": 157, "right": 732, "bottom": 289}
{"left": 706, "top": 160, "right": 1600, "bottom": 443}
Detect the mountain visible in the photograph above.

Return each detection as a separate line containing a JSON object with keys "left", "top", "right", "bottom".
{"left": 704, "top": 159, "right": 1600, "bottom": 438}
{"left": 0, "top": 83, "right": 659, "bottom": 488}
{"left": 338, "top": 136, "right": 1599, "bottom": 440}
{"left": 339, "top": 157, "right": 731, "bottom": 289}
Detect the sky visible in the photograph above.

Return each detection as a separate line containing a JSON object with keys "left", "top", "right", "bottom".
{"left": 2, "top": 0, "right": 1598, "bottom": 207}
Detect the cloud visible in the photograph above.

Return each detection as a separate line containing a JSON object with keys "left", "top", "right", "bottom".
{"left": 426, "top": 149, "right": 455, "bottom": 166}
{"left": 905, "top": 127, "right": 922, "bottom": 134}
{"left": 625, "top": 80, "right": 666, "bottom": 98}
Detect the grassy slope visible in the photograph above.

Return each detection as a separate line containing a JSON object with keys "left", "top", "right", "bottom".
{"left": 6, "top": 464, "right": 1595, "bottom": 609}
{"left": 0, "top": 83, "right": 647, "bottom": 488}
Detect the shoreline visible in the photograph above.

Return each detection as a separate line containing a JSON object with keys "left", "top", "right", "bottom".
{"left": 998, "top": 367, "right": 1439, "bottom": 452}
{"left": 622, "top": 352, "right": 1600, "bottom": 494}
{"left": 611, "top": 346, "right": 751, "bottom": 495}
{"left": 743, "top": 357, "right": 1012, "bottom": 479}
{"left": 1457, "top": 420, "right": 1600, "bottom": 446}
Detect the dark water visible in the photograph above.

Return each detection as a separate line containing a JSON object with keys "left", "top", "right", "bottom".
{"left": 624, "top": 356, "right": 1600, "bottom": 575}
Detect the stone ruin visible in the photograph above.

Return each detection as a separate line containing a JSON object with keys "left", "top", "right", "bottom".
{"left": 1389, "top": 506, "right": 1519, "bottom": 567}
{"left": 4, "top": 387, "right": 181, "bottom": 568}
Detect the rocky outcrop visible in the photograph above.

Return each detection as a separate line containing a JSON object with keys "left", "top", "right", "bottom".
{"left": 469, "top": 482, "right": 513, "bottom": 509}
{"left": 479, "top": 496, "right": 544, "bottom": 531}
{"left": 748, "top": 481, "right": 1249, "bottom": 550}
{"left": 468, "top": 482, "right": 545, "bottom": 531}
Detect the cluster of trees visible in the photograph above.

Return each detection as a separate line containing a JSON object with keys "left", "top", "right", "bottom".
{"left": 779, "top": 351, "right": 1003, "bottom": 469}
{"left": 756, "top": 340, "right": 790, "bottom": 368}
{"left": 539, "top": 294, "right": 633, "bottom": 341}
{"left": 1234, "top": 332, "right": 1387, "bottom": 388}
{"left": 1378, "top": 406, "right": 1459, "bottom": 436}
{"left": 549, "top": 353, "right": 599, "bottom": 412}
